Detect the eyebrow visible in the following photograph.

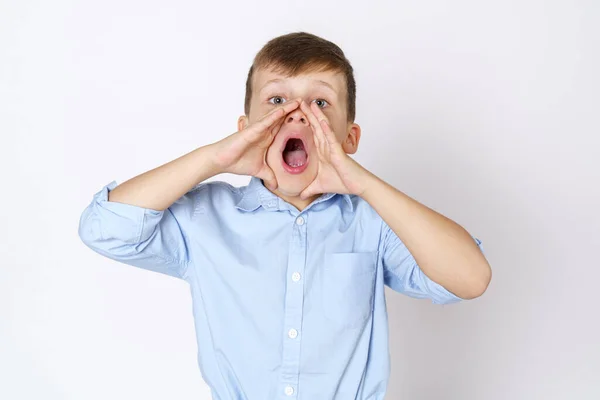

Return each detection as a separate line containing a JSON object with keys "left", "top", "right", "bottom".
{"left": 260, "top": 78, "right": 338, "bottom": 95}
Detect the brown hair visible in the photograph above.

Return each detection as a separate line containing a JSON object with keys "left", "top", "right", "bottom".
{"left": 244, "top": 32, "right": 356, "bottom": 122}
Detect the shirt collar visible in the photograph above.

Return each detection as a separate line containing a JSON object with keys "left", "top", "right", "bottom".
{"left": 235, "top": 176, "right": 354, "bottom": 213}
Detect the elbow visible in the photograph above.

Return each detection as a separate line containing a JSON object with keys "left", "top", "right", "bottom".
{"left": 461, "top": 261, "right": 492, "bottom": 299}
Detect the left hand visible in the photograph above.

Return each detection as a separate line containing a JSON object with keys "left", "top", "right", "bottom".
{"left": 299, "top": 100, "right": 371, "bottom": 200}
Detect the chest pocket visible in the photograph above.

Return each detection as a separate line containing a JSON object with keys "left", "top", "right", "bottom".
{"left": 321, "top": 252, "right": 378, "bottom": 329}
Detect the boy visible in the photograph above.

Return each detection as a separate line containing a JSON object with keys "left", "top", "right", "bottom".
{"left": 79, "top": 32, "right": 491, "bottom": 400}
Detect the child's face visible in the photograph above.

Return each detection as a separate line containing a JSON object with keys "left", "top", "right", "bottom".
{"left": 239, "top": 67, "right": 361, "bottom": 202}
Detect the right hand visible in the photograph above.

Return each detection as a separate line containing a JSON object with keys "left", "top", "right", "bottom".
{"left": 212, "top": 99, "right": 301, "bottom": 190}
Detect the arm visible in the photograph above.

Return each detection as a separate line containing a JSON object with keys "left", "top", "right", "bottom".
{"left": 107, "top": 99, "right": 302, "bottom": 210}
{"left": 78, "top": 101, "right": 301, "bottom": 278}
{"left": 297, "top": 99, "right": 491, "bottom": 301}
{"left": 78, "top": 144, "right": 226, "bottom": 279}
{"left": 107, "top": 144, "right": 222, "bottom": 211}
{"left": 361, "top": 174, "right": 491, "bottom": 299}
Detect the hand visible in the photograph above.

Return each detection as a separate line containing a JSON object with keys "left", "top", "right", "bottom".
{"left": 299, "top": 100, "right": 371, "bottom": 200}
{"left": 212, "top": 100, "right": 301, "bottom": 190}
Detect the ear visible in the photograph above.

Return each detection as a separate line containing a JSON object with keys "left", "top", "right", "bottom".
{"left": 238, "top": 115, "right": 249, "bottom": 131}
{"left": 341, "top": 123, "right": 361, "bottom": 154}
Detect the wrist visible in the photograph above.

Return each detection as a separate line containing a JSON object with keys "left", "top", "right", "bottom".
{"left": 198, "top": 142, "right": 227, "bottom": 176}
{"left": 357, "top": 171, "right": 382, "bottom": 200}
{"left": 207, "top": 139, "right": 233, "bottom": 175}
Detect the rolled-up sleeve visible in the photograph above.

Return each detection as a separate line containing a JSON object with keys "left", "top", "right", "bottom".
{"left": 381, "top": 221, "right": 485, "bottom": 305}
{"left": 78, "top": 181, "right": 191, "bottom": 280}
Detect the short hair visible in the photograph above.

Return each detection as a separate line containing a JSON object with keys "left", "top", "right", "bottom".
{"left": 244, "top": 32, "right": 356, "bottom": 122}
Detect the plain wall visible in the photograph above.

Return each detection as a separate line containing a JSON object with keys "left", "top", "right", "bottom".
{"left": 1, "top": 0, "right": 598, "bottom": 399}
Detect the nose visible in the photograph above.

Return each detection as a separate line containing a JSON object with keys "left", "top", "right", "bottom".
{"left": 285, "top": 106, "right": 309, "bottom": 126}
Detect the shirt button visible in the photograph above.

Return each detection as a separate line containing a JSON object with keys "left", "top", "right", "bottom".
{"left": 284, "top": 386, "right": 294, "bottom": 396}
{"left": 295, "top": 216, "right": 305, "bottom": 226}
{"left": 288, "top": 328, "right": 298, "bottom": 339}
{"left": 292, "top": 272, "right": 301, "bottom": 282}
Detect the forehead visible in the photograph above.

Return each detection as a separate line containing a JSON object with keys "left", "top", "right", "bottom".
{"left": 253, "top": 67, "right": 346, "bottom": 98}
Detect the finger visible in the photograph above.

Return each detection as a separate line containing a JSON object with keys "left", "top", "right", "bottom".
{"left": 266, "top": 99, "right": 301, "bottom": 123}
{"left": 258, "top": 166, "right": 278, "bottom": 191}
{"left": 310, "top": 102, "right": 338, "bottom": 145}
{"left": 281, "top": 98, "right": 302, "bottom": 114}
{"left": 300, "top": 100, "right": 317, "bottom": 135}
{"left": 300, "top": 181, "right": 319, "bottom": 200}
{"left": 300, "top": 100, "right": 325, "bottom": 147}
{"left": 275, "top": 98, "right": 302, "bottom": 135}
{"left": 252, "top": 100, "right": 300, "bottom": 133}
{"left": 271, "top": 114, "right": 286, "bottom": 137}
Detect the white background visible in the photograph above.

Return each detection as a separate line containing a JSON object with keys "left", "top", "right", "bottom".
{"left": 2, "top": 0, "right": 599, "bottom": 399}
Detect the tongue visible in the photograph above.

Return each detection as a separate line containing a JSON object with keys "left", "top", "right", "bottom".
{"left": 284, "top": 149, "right": 307, "bottom": 167}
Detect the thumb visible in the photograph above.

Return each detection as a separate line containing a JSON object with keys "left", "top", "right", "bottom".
{"left": 249, "top": 100, "right": 299, "bottom": 136}
{"left": 300, "top": 181, "right": 319, "bottom": 201}
{"left": 257, "top": 166, "right": 278, "bottom": 191}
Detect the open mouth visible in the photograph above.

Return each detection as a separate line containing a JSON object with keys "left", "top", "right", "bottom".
{"left": 282, "top": 138, "right": 309, "bottom": 173}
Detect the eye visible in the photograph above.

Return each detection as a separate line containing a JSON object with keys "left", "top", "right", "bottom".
{"left": 268, "top": 96, "right": 286, "bottom": 105}
{"left": 313, "top": 98, "right": 329, "bottom": 108}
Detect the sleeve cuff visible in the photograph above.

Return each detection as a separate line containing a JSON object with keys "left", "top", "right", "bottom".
{"left": 429, "top": 279, "right": 464, "bottom": 305}
{"left": 90, "top": 181, "right": 163, "bottom": 244}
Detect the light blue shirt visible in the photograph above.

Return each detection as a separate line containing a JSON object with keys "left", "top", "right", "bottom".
{"left": 78, "top": 176, "right": 484, "bottom": 400}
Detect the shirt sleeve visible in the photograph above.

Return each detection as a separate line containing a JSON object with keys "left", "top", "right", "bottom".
{"left": 78, "top": 181, "right": 192, "bottom": 280}
{"left": 380, "top": 220, "right": 485, "bottom": 305}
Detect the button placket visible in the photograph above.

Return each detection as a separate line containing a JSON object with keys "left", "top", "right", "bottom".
{"left": 291, "top": 272, "right": 301, "bottom": 282}
{"left": 278, "top": 213, "right": 307, "bottom": 398}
